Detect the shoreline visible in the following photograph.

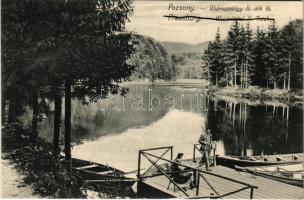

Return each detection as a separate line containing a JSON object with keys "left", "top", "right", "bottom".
{"left": 121, "top": 80, "right": 303, "bottom": 105}
{"left": 120, "top": 78, "right": 209, "bottom": 87}
{"left": 207, "top": 85, "right": 303, "bottom": 105}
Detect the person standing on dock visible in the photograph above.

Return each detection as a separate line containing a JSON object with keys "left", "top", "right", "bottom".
{"left": 198, "top": 129, "right": 212, "bottom": 171}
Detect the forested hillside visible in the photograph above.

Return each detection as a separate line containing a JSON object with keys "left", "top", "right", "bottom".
{"left": 202, "top": 20, "right": 303, "bottom": 90}
{"left": 129, "top": 35, "right": 177, "bottom": 81}
{"left": 171, "top": 52, "right": 203, "bottom": 79}
{"left": 162, "top": 42, "right": 208, "bottom": 79}
{"left": 162, "top": 41, "right": 208, "bottom": 54}
{"left": 129, "top": 36, "right": 208, "bottom": 81}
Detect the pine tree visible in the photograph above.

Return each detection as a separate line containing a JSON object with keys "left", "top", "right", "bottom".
{"left": 238, "top": 25, "right": 246, "bottom": 88}
{"left": 202, "top": 46, "right": 212, "bottom": 83}
{"left": 252, "top": 27, "right": 268, "bottom": 87}
{"left": 226, "top": 21, "right": 241, "bottom": 87}
{"left": 263, "top": 21, "right": 282, "bottom": 89}
{"left": 244, "top": 23, "right": 254, "bottom": 88}
{"left": 279, "top": 20, "right": 303, "bottom": 90}
{"left": 202, "top": 28, "right": 224, "bottom": 86}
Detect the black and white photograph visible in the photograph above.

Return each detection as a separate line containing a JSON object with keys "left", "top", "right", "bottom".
{"left": 1, "top": 0, "right": 303, "bottom": 199}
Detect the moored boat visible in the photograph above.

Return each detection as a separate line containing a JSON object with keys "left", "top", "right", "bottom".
{"left": 216, "top": 153, "right": 304, "bottom": 168}
{"left": 235, "top": 163, "right": 304, "bottom": 187}
{"left": 71, "top": 158, "right": 136, "bottom": 191}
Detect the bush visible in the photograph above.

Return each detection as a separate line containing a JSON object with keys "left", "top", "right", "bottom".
{"left": 2, "top": 123, "right": 85, "bottom": 198}
{"left": 2, "top": 123, "right": 134, "bottom": 198}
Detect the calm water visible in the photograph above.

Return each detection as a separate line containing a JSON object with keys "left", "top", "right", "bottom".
{"left": 36, "top": 84, "right": 303, "bottom": 171}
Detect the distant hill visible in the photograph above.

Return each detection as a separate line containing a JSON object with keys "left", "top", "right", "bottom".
{"left": 160, "top": 41, "right": 209, "bottom": 79}
{"left": 161, "top": 41, "right": 209, "bottom": 54}
{"left": 129, "top": 35, "right": 209, "bottom": 81}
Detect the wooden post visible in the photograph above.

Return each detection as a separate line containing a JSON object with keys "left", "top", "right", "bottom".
{"left": 170, "top": 147, "right": 173, "bottom": 161}
{"left": 196, "top": 171, "right": 200, "bottom": 196}
{"left": 213, "top": 143, "right": 217, "bottom": 166}
{"left": 250, "top": 188, "right": 254, "bottom": 199}
{"left": 137, "top": 150, "right": 141, "bottom": 179}
{"left": 193, "top": 145, "right": 196, "bottom": 162}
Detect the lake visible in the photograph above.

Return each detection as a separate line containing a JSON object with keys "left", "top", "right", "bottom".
{"left": 36, "top": 83, "right": 303, "bottom": 172}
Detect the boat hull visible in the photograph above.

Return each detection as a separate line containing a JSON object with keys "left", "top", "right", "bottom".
{"left": 236, "top": 163, "right": 304, "bottom": 187}
{"left": 71, "top": 158, "right": 135, "bottom": 190}
{"left": 250, "top": 170, "right": 303, "bottom": 187}
{"left": 216, "top": 153, "right": 304, "bottom": 168}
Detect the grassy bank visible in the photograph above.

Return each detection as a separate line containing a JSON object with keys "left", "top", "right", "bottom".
{"left": 207, "top": 86, "right": 303, "bottom": 104}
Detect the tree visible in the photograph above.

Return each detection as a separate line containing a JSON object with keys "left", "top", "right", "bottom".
{"left": 202, "top": 28, "right": 224, "bottom": 86}
{"left": 238, "top": 25, "right": 247, "bottom": 88}
{"left": 263, "top": 21, "right": 282, "bottom": 89}
{"left": 53, "top": 0, "right": 136, "bottom": 169}
{"left": 202, "top": 46, "right": 211, "bottom": 83}
{"left": 2, "top": 0, "right": 136, "bottom": 165}
{"left": 226, "top": 21, "right": 241, "bottom": 87}
{"left": 129, "top": 35, "right": 176, "bottom": 81}
{"left": 2, "top": 0, "right": 65, "bottom": 142}
{"left": 203, "top": 20, "right": 303, "bottom": 90}
{"left": 243, "top": 23, "right": 254, "bottom": 88}
{"left": 252, "top": 27, "right": 268, "bottom": 87}
{"left": 279, "top": 20, "right": 303, "bottom": 90}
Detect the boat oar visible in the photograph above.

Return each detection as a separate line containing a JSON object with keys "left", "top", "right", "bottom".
{"left": 84, "top": 179, "right": 138, "bottom": 183}
{"left": 235, "top": 165, "right": 279, "bottom": 177}
{"left": 234, "top": 165, "right": 247, "bottom": 171}
{"left": 234, "top": 165, "right": 257, "bottom": 178}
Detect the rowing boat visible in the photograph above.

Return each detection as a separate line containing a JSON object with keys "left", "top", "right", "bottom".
{"left": 235, "top": 163, "right": 304, "bottom": 187}
{"left": 71, "top": 158, "right": 136, "bottom": 191}
{"left": 216, "top": 153, "right": 304, "bottom": 168}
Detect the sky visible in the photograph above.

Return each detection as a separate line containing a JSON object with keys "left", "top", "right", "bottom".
{"left": 126, "top": 1, "right": 303, "bottom": 44}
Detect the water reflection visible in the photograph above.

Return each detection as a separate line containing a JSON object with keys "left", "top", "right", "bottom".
{"left": 208, "top": 96, "right": 303, "bottom": 156}
{"left": 38, "top": 85, "right": 207, "bottom": 142}
{"left": 36, "top": 84, "right": 303, "bottom": 159}
{"left": 73, "top": 109, "right": 205, "bottom": 172}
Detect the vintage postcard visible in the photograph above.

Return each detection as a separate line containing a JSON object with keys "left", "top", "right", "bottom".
{"left": 1, "top": 0, "right": 303, "bottom": 199}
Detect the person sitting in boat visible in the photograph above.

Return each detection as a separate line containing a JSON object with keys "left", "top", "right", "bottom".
{"left": 198, "top": 129, "right": 212, "bottom": 171}
{"left": 171, "top": 153, "right": 195, "bottom": 188}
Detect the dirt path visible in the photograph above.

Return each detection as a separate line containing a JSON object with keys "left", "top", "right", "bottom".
{"left": 1, "top": 159, "right": 40, "bottom": 198}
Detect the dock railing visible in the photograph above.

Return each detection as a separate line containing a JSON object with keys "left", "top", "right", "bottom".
{"left": 137, "top": 146, "right": 258, "bottom": 199}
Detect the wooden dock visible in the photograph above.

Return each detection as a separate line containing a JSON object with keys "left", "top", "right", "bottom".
{"left": 138, "top": 164, "right": 303, "bottom": 199}
{"left": 136, "top": 146, "right": 303, "bottom": 199}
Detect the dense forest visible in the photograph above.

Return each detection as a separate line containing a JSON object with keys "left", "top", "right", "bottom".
{"left": 162, "top": 41, "right": 207, "bottom": 79}
{"left": 171, "top": 52, "right": 203, "bottom": 79}
{"left": 129, "top": 35, "right": 176, "bottom": 81}
{"left": 202, "top": 20, "right": 303, "bottom": 90}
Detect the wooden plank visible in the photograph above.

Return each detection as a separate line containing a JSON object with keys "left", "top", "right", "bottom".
{"left": 95, "top": 170, "right": 113, "bottom": 175}
{"left": 204, "top": 178, "right": 260, "bottom": 199}
{"left": 200, "top": 173, "right": 252, "bottom": 199}
{"left": 211, "top": 166, "right": 302, "bottom": 198}
{"left": 216, "top": 167, "right": 296, "bottom": 194}
{"left": 74, "top": 164, "right": 98, "bottom": 170}
{"left": 144, "top": 177, "right": 186, "bottom": 198}
{"left": 141, "top": 152, "right": 189, "bottom": 196}
{"left": 141, "top": 164, "right": 303, "bottom": 199}
{"left": 145, "top": 173, "right": 248, "bottom": 199}
{"left": 143, "top": 167, "right": 251, "bottom": 198}
{"left": 217, "top": 166, "right": 302, "bottom": 193}
{"left": 143, "top": 152, "right": 257, "bottom": 189}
